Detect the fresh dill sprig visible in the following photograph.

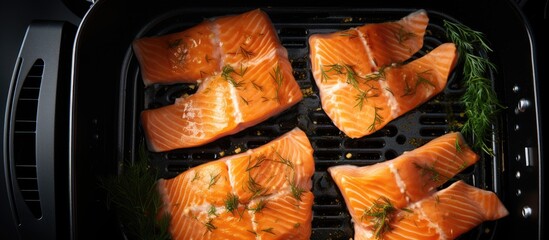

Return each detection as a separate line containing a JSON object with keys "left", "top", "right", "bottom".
{"left": 394, "top": 26, "right": 416, "bottom": 45}
{"left": 413, "top": 162, "right": 449, "bottom": 183}
{"left": 251, "top": 80, "right": 263, "bottom": 91}
{"left": 270, "top": 64, "right": 284, "bottom": 103}
{"left": 401, "top": 70, "right": 435, "bottom": 97}
{"left": 367, "top": 106, "right": 384, "bottom": 132}
{"left": 322, "top": 63, "right": 381, "bottom": 109}
{"left": 221, "top": 65, "right": 246, "bottom": 88}
{"left": 355, "top": 84, "right": 380, "bottom": 110}
{"left": 99, "top": 141, "right": 171, "bottom": 240}
{"left": 208, "top": 205, "right": 218, "bottom": 217}
{"left": 208, "top": 172, "right": 221, "bottom": 189}
{"left": 362, "top": 197, "right": 398, "bottom": 239}
{"left": 444, "top": 19, "right": 502, "bottom": 156}
{"left": 224, "top": 193, "right": 239, "bottom": 213}
{"left": 248, "top": 199, "right": 268, "bottom": 213}
{"left": 271, "top": 146, "right": 294, "bottom": 169}
{"left": 364, "top": 66, "right": 387, "bottom": 81}
{"left": 290, "top": 180, "right": 306, "bottom": 202}
{"left": 239, "top": 46, "right": 255, "bottom": 59}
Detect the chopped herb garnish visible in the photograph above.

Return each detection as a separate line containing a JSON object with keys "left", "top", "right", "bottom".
{"left": 246, "top": 155, "right": 267, "bottom": 172}
{"left": 270, "top": 64, "right": 284, "bottom": 103}
{"left": 221, "top": 65, "right": 246, "bottom": 88}
{"left": 321, "top": 63, "right": 344, "bottom": 83}
{"left": 261, "top": 227, "right": 276, "bottom": 235}
{"left": 367, "top": 106, "right": 384, "bottom": 132}
{"left": 293, "top": 223, "right": 301, "bottom": 228}
{"left": 290, "top": 181, "right": 306, "bottom": 202}
{"left": 239, "top": 46, "right": 255, "bottom": 59}
{"left": 413, "top": 162, "right": 449, "bottom": 183}
{"left": 401, "top": 70, "right": 435, "bottom": 97}
{"left": 224, "top": 193, "right": 239, "bottom": 213}
{"left": 320, "top": 67, "right": 330, "bottom": 83}
{"left": 322, "top": 63, "right": 382, "bottom": 109}
{"left": 251, "top": 80, "right": 263, "bottom": 91}
{"left": 237, "top": 63, "right": 248, "bottom": 77}
{"left": 455, "top": 137, "right": 463, "bottom": 153}
{"left": 362, "top": 197, "right": 398, "bottom": 239}
{"left": 247, "top": 174, "right": 267, "bottom": 199}
{"left": 204, "top": 219, "right": 217, "bottom": 232}
{"left": 271, "top": 147, "right": 294, "bottom": 169}
{"left": 354, "top": 84, "right": 380, "bottom": 110}
{"left": 240, "top": 95, "right": 251, "bottom": 105}
{"left": 364, "top": 66, "right": 387, "bottom": 81}
{"left": 208, "top": 205, "right": 218, "bottom": 216}
{"left": 342, "top": 64, "right": 363, "bottom": 89}
{"left": 394, "top": 25, "right": 416, "bottom": 44}
{"left": 208, "top": 172, "right": 221, "bottom": 189}
{"left": 248, "top": 199, "right": 267, "bottom": 213}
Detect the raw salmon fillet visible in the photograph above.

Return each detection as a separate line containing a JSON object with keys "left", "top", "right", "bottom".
{"left": 368, "top": 180, "right": 509, "bottom": 240}
{"left": 309, "top": 10, "right": 458, "bottom": 138}
{"left": 157, "top": 128, "right": 314, "bottom": 240}
{"left": 328, "top": 132, "right": 508, "bottom": 239}
{"left": 132, "top": 20, "right": 220, "bottom": 85}
{"left": 136, "top": 9, "right": 303, "bottom": 152}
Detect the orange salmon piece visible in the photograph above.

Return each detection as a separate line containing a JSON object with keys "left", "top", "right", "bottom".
{"left": 309, "top": 10, "right": 457, "bottom": 138}
{"left": 216, "top": 9, "right": 282, "bottom": 65}
{"left": 133, "top": 21, "right": 220, "bottom": 86}
{"left": 328, "top": 132, "right": 481, "bottom": 239}
{"left": 138, "top": 9, "right": 303, "bottom": 152}
{"left": 354, "top": 181, "right": 508, "bottom": 240}
{"left": 157, "top": 128, "right": 314, "bottom": 240}
{"left": 141, "top": 75, "right": 238, "bottom": 152}
{"left": 355, "top": 9, "right": 429, "bottom": 67}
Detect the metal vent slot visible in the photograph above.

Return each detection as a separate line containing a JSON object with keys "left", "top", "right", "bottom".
{"left": 13, "top": 58, "right": 44, "bottom": 219}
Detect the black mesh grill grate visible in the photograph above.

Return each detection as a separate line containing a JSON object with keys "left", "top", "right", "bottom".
{"left": 128, "top": 8, "right": 498, "bottom": 240}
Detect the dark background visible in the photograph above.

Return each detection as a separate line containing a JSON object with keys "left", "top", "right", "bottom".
{"left": 1, "top": 0, "right": 547, "bottom": 238}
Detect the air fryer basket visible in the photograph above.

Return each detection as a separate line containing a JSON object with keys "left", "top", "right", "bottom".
{"left": 70, "top": 1, "right": 542, "bottom": 239}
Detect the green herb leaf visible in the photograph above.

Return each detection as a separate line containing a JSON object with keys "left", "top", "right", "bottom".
{"left": 444, "top": 20, "right": 503, "bottom": 156}
{"left": 362, "top": 197, "right": 397, "bottom": 239}
{"left": 99, "top": 141, "right": 171, "bottom": 240}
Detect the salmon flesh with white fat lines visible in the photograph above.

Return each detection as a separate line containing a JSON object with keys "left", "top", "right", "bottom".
{"left": 328, "top": 132, "right": 508, "bottom": 239}
{"left": 309, "top": 9, "right": 458, "bottom": 138}
{"left": 157, "top": 127, "right": 314, "bottom": 240}
{"left": 134, "top": 9, "right": 303, "bottom": 152}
